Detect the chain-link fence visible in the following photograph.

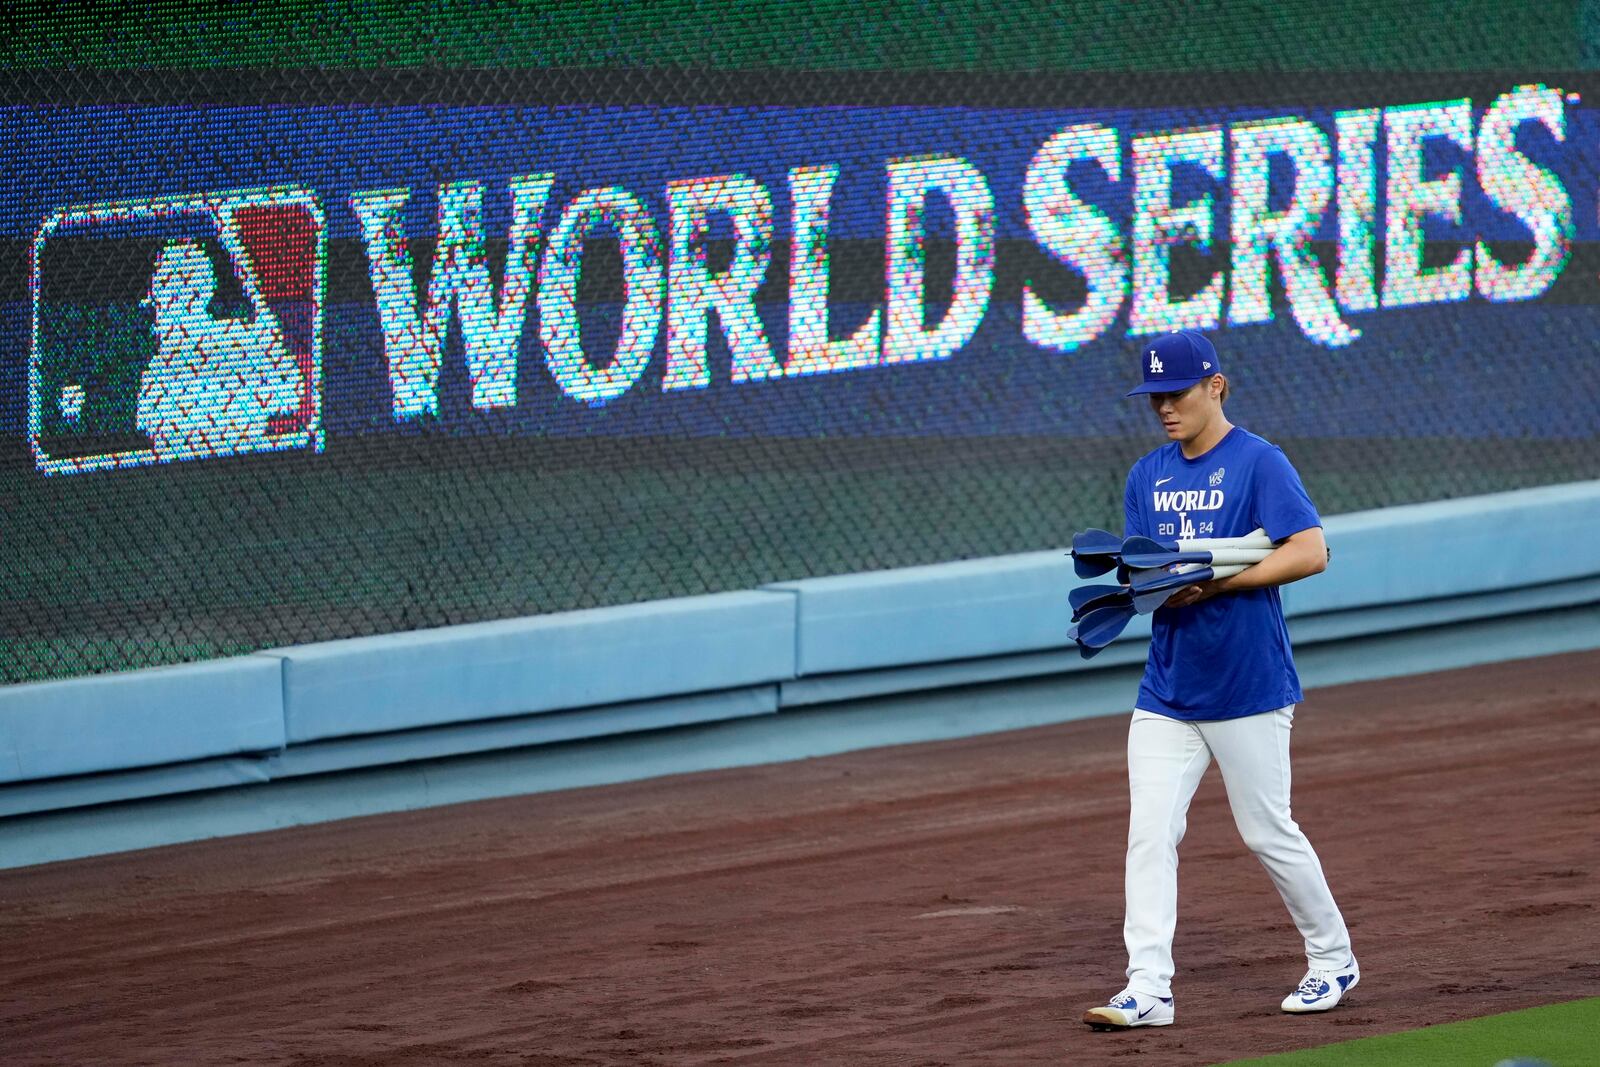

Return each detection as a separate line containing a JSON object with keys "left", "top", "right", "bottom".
{"left": 3, "top": 5, "right": 1597, "bottom": 683}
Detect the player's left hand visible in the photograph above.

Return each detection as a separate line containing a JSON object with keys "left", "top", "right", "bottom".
{"left": 1164, "top": 579, "right": 1222, "bottom": 609}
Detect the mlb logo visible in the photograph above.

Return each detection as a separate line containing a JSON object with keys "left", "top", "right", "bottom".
{"left": 29, "top": 187, "right": 324, "bottom": 474}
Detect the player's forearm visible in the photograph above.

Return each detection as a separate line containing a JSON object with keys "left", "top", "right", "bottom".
{"left": 1212, "top": 531, "right": 1327, "bottom": 592}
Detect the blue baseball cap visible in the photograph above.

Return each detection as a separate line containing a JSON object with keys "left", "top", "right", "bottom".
{"left": 1125, "top": 330, "right": 1223, "bottom": 397}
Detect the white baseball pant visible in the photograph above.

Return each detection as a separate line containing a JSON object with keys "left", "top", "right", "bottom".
{"left": 1122, "top": 705, "right": 1352, "bottom": 999}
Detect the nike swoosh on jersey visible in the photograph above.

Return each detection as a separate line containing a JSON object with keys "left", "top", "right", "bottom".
{"left": 1155, "top": 477, "right": 1174, "bottom": 486}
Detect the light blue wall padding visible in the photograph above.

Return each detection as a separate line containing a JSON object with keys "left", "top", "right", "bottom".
{"left": 1, "top": 480, "right": 1598, "bottom": 834}
{"left": 5, "top": 603, "right": 1598, "bottom": 871}
{"left": 781, "top": 648, "right": 1087, "bottom": 708}
{"left": 265, "top": 590, "right": 796, "bottom": 743}
{"left": 264, "top": 685, "right": 775, "bottom": 778}
{"left": 766, "top": 551, "right": 1090, "bottom": 675}
{"left": 0, "top": 663, "right": 1148, "bottom": 871}
{"left": 1084, "top": 480, "right": 1600, "bottom": 653}
{"left": 1293, "top": 602, "right": 1600, "bottom": 691}
{"left": 1288, "top": 574, "right": 1600, "bottom": 645}
{"left": 1284, "top": 481, "right": 1600, "bottom": 615}
{"left": 780, "top": 574, "right": 1600, "bottom": 710}
{"left": 779, "top": 638, "right": 1154, "bottom": 708}
{"left": 0, "top": 687, "right": 774, "bottom": 818}
{"left": 765, "top": 481, "right": 1600, "bottom": 674}
{"left": 0, "top": 757, "right": 271, "bottom": 819}
{"left": 0, "top": 656, "right": 284, "bottom": 784}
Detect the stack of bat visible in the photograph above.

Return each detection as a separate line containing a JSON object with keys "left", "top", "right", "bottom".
{"left": 1066, "top": 527, "right": 1275, "bottom": 659}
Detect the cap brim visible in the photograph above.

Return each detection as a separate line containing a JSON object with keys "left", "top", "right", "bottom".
{"left": 1124, "top": 375, "right": 1211, "bottom": 398}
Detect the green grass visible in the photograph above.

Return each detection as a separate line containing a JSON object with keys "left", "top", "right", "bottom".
{"left": 1224, "top": 997, "right": 1600, "bottom": 1066}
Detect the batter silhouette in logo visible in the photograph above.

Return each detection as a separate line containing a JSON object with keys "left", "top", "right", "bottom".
{"left": 136, "top": 240, "right": 302, "bottom": 460}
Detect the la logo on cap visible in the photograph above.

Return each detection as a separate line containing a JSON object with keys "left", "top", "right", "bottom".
{"left": 1149, "top": 350, "right": 1163, "bottom": 374}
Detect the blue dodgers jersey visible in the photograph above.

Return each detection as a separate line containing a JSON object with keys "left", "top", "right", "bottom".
{"left": 1123, "top": 427, "right": 1322, "bottom": 721}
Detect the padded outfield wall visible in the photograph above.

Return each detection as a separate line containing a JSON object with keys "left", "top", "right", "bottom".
{"left": 3, "top": 2, "right": 1600, "bottom": 687}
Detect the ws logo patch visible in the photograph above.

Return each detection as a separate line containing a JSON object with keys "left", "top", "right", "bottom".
{"left": 29, "top": 188, "right": 324, "bottom": 475}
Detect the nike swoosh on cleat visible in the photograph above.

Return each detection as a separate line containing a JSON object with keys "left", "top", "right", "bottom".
{"left": 1137, "top": 1004, "right": 1157, "bottom": 1019}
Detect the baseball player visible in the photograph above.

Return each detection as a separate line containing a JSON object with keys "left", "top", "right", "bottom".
{"left": 1082, "top": 330, "right": 1356, "bottom": 1031}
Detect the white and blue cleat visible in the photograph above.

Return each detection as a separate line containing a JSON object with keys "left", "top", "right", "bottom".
{"left": 1083, "top": 988, "right": 1175, "bottom": 1029}
{"left": 1281, "top": 958, "right": 1360, "bottom": 1013}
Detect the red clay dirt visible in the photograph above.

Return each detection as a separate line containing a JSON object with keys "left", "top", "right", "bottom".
{"left": 2, "top": 650, "right": 1598, "bottom": 1066}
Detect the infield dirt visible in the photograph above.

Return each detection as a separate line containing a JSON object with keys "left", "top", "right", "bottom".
{"left": 2, "top": 650, "right": 1598, "bottom": 1065}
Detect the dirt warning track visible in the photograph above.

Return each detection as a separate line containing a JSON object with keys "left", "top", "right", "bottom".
{"left": 2, "top": 651, "right": 1598, "bottom": 1065}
